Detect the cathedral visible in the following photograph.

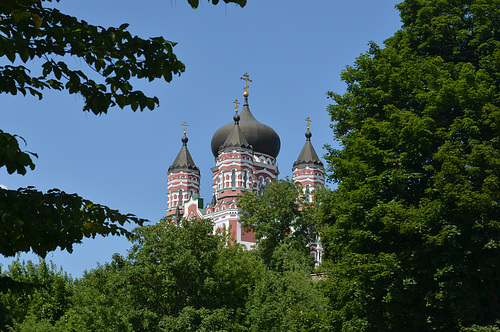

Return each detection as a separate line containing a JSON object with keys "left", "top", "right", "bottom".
{"left": 166, "top": 74, "right": 325, "bottom": 263}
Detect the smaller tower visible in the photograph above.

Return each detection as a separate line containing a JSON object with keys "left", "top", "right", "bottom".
{"left": 292, "top": 117, "right": 325, "bottom": 202}
{"left": 166, "top": 122, "right": 201, "bottom": 218}
{"left": 292, "top": 117, "right": 325, "bottom": 265}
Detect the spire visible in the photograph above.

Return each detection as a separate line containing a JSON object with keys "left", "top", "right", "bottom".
{"left": 293, "top": 118, "right": 323, "bottom": 167}
{"left": 219, "top": 99, "right": 252, "bottom": 152}
{"left": 168, "top": 123, "right": 199, "bottom": 172}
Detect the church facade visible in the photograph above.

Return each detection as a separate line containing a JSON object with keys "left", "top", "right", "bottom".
{"left": 166, "top": 74, "right": 325, "bottom": 263}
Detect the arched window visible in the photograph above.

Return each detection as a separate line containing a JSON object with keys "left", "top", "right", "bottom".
{"left": 305, "top": 184, "right": 310, "bottom": 202}
{"left": 257, "top": 176, "right": 264, "bottom": 196}
{"left": 243, "top": 170, "right": 248, "bottom": 188}
{"left": 179, "top": 189, "right": 183, "bottom": 206}
{"left": 231, "top": 169, "right": 236, "bottom": 187}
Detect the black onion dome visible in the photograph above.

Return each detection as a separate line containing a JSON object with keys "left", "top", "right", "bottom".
{"left": 168, "top": 134, "right": 199, "bottom": 172}
{"left": 293, "top": 129, "right": 324, "bottom": 167}
{"left": 211, "top": 98, "right": 281, "bottom": 158}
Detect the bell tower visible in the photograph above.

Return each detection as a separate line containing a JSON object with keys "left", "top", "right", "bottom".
{"left": 292, "top": 117, "right": 325, "bottom": 202}
{"left": 166, "top": 123, "right": 200, "bottom": 218}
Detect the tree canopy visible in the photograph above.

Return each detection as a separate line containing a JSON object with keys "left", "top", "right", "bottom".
{"left": 0, "top": 217, "right": 328, "bottom": 331}
{"left": 321, "top": 0, "right": 500, "bottom": 330}
{"left": 239, "top": 179, "right": 318, "bottom": 267}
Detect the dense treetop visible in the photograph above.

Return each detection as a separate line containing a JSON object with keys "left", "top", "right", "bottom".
{"left": 322, "top": 0, "right": 500, "bottom": 330}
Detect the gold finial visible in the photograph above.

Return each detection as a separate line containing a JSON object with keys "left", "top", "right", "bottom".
{"left": 240, "top": 72, "right": 252, "bottom": 97}
{"left": 305, "top": 117, "right": 311, "bottom": 130}
{"left": 233, "top": 99, "right": 240, "bottom": 113}
{"left": 182, "top": 121, "right": 189, "bottom": 135}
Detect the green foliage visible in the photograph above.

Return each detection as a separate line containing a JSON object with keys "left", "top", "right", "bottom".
{"left": 322, "top": 0, "right": 500, "bottom": 330}
{"left": 0, "top": 0, "right": 246, "bottom": 114}
{"left": 0, "top": 218, "right": 331, "bottom": 330}
{"left": 187, "top": 0, "right": 247, "bottom": 9}
{"left": 62, "top": 254, "right": 136, "bottom": 331}
{"left": 212, "top": 243, "right": 266, "bottom": 314}
{"left": 461, "top": 326, "right": 500, "bottom": 332}
{"left": 10, "top": 315, "right": 61, "bottom": 332}
{"left": 0, "top": 0, "right": 184, "bottom": 114}
{"left": 246, "top": 245, "right": 329, "bottom": 332}
{"left": 0, "top": 130, "right": 36, "bottom": 176}
{"left": 160, "top": 306, "right": 247, "bottom": 332}
{"left": 60, "top": 218, "right": 263, "bottom": 330}
{"left": 0, "top": 258, "right": 74, "bottom": 330}
{"left": 239, "top": 179, "right": 318, "bottom": 266}
{"left": 60, "top": 218, "right": 224, "bottom": 331}
{"left": 0, "top": 187, "right": 146, "bottom": 258}
{"left": 126, "top": 218, "right": 221, "bottom": 319}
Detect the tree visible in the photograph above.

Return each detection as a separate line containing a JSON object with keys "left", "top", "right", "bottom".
{"left": 62, "top": 254, "right": 138, "bottom": 331}
{"left": 245, "top": 244, "right": 329, "bottom": 332}
{"left": 322, "top": 0, "right": 500, "bottom": 330}
{"left": 0, "top": 258, "right": 74, "bottom": 330}
{"left": 126, "top": 218, "right": 222, "bottom": 320}
{"left": 60, "top": 218, "right": 266, "bottom": 330}
{"left": 0, "top": 0, "right": 247, "bottom": 259}
{"left": 239, "top": 179, "right": 317, "bottom": 267}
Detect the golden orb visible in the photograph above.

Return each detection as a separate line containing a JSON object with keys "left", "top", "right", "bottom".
{"left": 243, "top": 91, "right": 249, "bottom": 97}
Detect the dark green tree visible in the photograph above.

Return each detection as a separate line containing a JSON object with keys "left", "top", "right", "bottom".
{"left": 62, "top": 217, "right": 264, "bottom": 331}
{"left": 239, "top": 179, "right": 317, "bottom": 267}
{"left": 0, "top": 0, "right": 246, "bottom": 260}
{"left": 0, "top": 258, "right": 74, "bottom": 330}
{"left": 126, "top": 217, "right": 221, "bottom": 320}
{"left": 62, "top": 254, "right": 137, "bottom": 331}
{"left": 322, "top": 0, "right": 500, "bottom": 330}
{"left": 245, "top": 244, "right": 329, "bottom": 332}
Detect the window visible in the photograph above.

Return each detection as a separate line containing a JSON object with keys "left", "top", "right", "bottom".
{"left": 179, "top": 189, "right": 183, "bottom": 206}
{"left": 257, "top": 176, "right": 264, "bottom": 196}
{"left": 231, "top": 169, "right": 236, "bottom": 187}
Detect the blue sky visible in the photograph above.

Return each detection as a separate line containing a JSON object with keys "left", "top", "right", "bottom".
{"left": 1, "top": 0, "right": 402, "bottom": 278}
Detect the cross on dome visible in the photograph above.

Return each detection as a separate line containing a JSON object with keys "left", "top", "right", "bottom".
{"left": 182, "top": 121, "right": 189, "bottom": 135}
{"left": 305, "top": 117, "right": 311, "bottom": 130}
{"left": 240, "top": 72, "right": 252, "bottom": 97}
{"left": 233, "top": 99, "right": 240, "bottom": 113}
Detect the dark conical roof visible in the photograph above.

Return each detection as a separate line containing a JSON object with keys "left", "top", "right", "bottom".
{"left": 211, "top": 97, "right": 281, "bottom": 158}
{"left": 219, "top": 113, "right": 252, "bottom": 152}
{"left": 293, "top": 129, "right": 323, "bottom": 167}
{"left": 168, "top": 134, "right": 199, "bottom": 172}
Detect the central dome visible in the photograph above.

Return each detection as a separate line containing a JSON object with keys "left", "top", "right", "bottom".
{"left": 211, "top": 99, "right": 281, "bottom": 158}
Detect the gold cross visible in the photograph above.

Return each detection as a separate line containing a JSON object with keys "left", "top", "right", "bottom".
{"left": 305, "top": 117, "right": 311, "bottom": 130}
{"left": 181, "top": 121, "right": 188, "bottom": 135}
{"left": 233, "top": 99, "right": 240, "bottom": 113}
{"left": 240, "top": 72, "right": 252, "bottom": 93}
